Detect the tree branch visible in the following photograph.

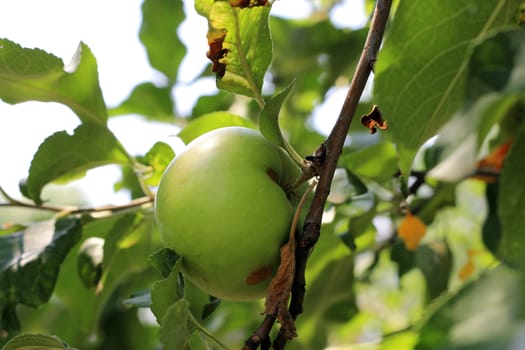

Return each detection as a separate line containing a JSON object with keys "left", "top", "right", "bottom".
{"left": 274, "top": 0, "right": 393, "bottom": 347}
{"left": 242, "top": 314, "right": 276, "bottom": 350}
{"left": 243, "top": 1, "right": 392, "bottom": 348}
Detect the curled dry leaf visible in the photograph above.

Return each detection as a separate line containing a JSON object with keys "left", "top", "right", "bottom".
{"left": 361, "top": 105, "right": 388, "bottom": 134}
{"left": 264, "top": 231, "right": 297, "bottom": 339}
{"left": 474, "top": 140, "right": 513, "bottom": 182}
{"left": 264, "top": 180, "right": 316, "bottom": 339}
{"left": 206, "top": 29, "right": 228, "bottom": 77}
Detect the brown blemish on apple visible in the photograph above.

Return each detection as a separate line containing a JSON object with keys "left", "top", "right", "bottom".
{"left": 246, "top": 265, "right": 273, "bottom": 285}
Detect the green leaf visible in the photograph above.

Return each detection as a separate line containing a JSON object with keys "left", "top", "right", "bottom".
{"left": 150, "top": 258, "right": 184, "bottom": 321}
{"left": 414, "top": 183, "right": 456, "bottom": 224}
{"left": 159, "top": 299, "right": 192, "bottom": 350}
{"left": 415, "top": 241, "right": 452, "bottom": 300}
{"left": 0, "top": 218, "right": 82, "bottom": 307}
{"left": 428, "top": 28, "right": 525, "bottom": 182}
{"left": 374, "top": 0, "right": 522, "bottom": 174}
{"left": 201, "top": 296, "right": 221, "bottom": 320}
{"left": 0, "top": 39, "right": 107, "bottom": 124}
{"left": 417, "top": 265, "right": 523, "bottom": 349}
{"left": 342, "top": 203, "right": 376, "bottom": 249}
{"left": 148, "top": 248, "right": 180, "bottom": 278}
{"left": 467, "top": 29, "right": 525, "bottom": 100}
{"left": 483, "top": 182, "right": 502, "bottom": 257}
{"left": 191, "top": 91, "right": 235, "bottom": 119}
{"left": 304, "top": 256, "right": 357, "bottom": 322}
{"left": 25, "top": 123, "right": 131, "bottom": 204}
{"left": 109, "top": 82, "right": 175, "bottom": 122}
{"left": 152, "top": 260, "right": 228, "bottom": 350}
{"left": 0, "top": 224, "right": 25, "bottom": 236}
{"left": 269, "top": 17, "right": 367, "bottom": 97}
{"left": 196, "top": 1, "right": 272, "bottom": 100}
{"left": 2, "top": 333, "right": 76, "bottom": 350}
{"left": 499, "top": 122, "right": 525, "bottom": 263}
{"left": 140, "top": 0, "right": 186, "bottom": 83}
{"left": 259, "top": 81, "right": 303, "bottom": 164}
{"left": 468, "top": 28, "right": 525, "bottom": 145}
{"left": 139, "top": 141, "right": 175, "bottom": 186}
{"left": 77, "top": 237, "right": 105, "bottom": 289}
{"left": 390, "top": 240, "right": 416, "bottom": 277}
{"left": 476, "top": 95, "right": 524, "bottom": 148}
{"left": 259, "top": 82, "right": 294, "bottom": 147}
{"left": 114, "top": 165, "right": 144, "bottom": 199}
{"left": 177, "top": 111, "right": 255, "bottom": 144}
{"left": 340, "top": 142, "right": 398, "bottom": 182}
{"left": 296, "top": 255, "right": 357, "bottom": 348}
{"left": 381, "top": 331, "right": 418, "bottom": 350}
{"left": 51, "top": 213, "right": 159, "bottom": 339}
{"left": 102, "top": 213, "right": 144, "bottom": 271}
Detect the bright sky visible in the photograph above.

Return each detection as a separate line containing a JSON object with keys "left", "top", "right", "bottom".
{"left": 0, "top": 0, "right": 366, "bottom": 206}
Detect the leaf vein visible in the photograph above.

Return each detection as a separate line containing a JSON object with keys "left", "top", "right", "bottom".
{"left": 429, "top": 0, "right": 509, "bottom": 125}
{"left": 230, "top": 7, "right": 264, "bottom": 108}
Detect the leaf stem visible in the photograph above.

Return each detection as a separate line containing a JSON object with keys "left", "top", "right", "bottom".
{"left": 131, "top": 160, "right": 156, "bottom": 199}
{"left": 283, "top": 138, "right": 306, "bottom": 169}
{"left": 188, "top": 311, "right": 231, "bottom": 350}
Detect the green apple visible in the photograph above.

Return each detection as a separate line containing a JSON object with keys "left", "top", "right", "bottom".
{"left": 155, "top": 126, "right": 306, "bottom": 301}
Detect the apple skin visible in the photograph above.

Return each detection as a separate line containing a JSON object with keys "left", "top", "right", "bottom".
{"left": 155, "top": 127, "right": 304, "bottom": 301}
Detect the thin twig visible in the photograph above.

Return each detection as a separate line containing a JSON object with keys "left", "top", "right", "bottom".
{"left": 273, "top": 0, "right": 393, "bottom": 347}
{"left": 242, "top": 315, "right": 276, "bottom": 350}
{"left": 0, "top": 184, "right": 153, "bottom": 217}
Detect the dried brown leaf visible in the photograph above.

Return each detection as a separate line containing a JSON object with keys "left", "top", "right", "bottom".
{"left": 206, "top": 29, "right": 228, "bottom": 77}
{"left": 264, "top": 180, "right": 316, "bottom": 339}
{"left": 361, "top": 105, "right": 387, "bottom": 134}
{"left": 264, "top": 231, "right": 296, "bottom": 338}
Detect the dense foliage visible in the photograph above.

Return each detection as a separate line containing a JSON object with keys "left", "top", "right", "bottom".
{"left": 1, "top": 0, "right": 525, "bottom": 349}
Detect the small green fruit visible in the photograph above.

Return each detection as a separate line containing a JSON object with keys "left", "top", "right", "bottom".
{"left": 155, "top": 127, "right": 305, "bottom": 301}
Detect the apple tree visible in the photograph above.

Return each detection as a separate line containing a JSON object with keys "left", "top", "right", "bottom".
{"left": 1, "top": 0, "right": 525, "bottom": 349}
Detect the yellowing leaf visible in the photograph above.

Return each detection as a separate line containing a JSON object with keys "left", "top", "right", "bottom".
{"left": 459, "top": 260, "right": 475, "bottom": 281}
{"left": 459, "top": 249, "right": 480, "bottom": 281}
{"left": 474, "top": 140, "right": 513, "bottom": 182}
{"left": 398, "top": 213, "right": 427, "bottom": 251}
